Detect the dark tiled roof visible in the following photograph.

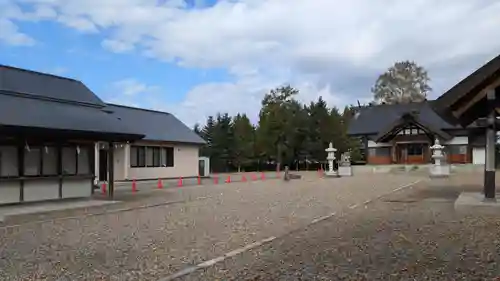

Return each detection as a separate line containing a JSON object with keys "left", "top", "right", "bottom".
{"left": 374, "top": 112, "right": 452, "bottom": 142}
{"left": 433, "top": 53, "right": 500, "bottom": 127}
{"left": 0, "top": 65, "right": 143, "bottom": 140}
{"left": 348, "top": 101, "right": 461, "bottom": 136}
{"left": 0, "top": 94, "right": 142, "bottom": 138}
{"left": 0, "top": 65, "right": 105, "bottom": 106}
{"left": 105, "top": 104, "right": 206, "bottom": 144}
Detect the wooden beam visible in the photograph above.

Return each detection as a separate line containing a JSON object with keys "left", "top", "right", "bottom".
{"left": 452, "top": 77, "right": 500, "bottom": 118}
{"left": 475, "top": 117, "right": 500, "bottom": 127}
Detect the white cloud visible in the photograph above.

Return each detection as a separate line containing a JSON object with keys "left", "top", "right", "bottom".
{"left": 111, "top": 78, "right": 160, "bottom": 96}
{"left": 5, "top": 0, "right": 500, "bottom": 125}
{"left": 51, "top": 66, "right": 67, "bottom": 75}
{"left": 101, "top": 39, "right": 134, "bottom": 53}
{"left": 0, "top": 18, "right": 35, "bottom": 46}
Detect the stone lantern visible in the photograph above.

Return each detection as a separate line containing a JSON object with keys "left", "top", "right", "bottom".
{"left": 430, "top": 138, "right": 450, "bottom": 177}
{"left": 325, "top": 142, "right": 338, "bottom": 177}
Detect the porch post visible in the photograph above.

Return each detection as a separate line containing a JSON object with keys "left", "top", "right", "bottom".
{"left": 124, "top": 143, "right": 130, "bottom": 180}
{"left": 108, "top": 142, "right": 115, "bottom": 198}
{"left": 94, "top": 143, "right": 100, "bottom": 185}
{"left": 484, "top": 89, "right": 496, "bottom": 200}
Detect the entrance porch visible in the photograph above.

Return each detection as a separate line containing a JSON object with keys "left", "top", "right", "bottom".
{"left": 394, "top": 142, "right": 430, "bottom": 164}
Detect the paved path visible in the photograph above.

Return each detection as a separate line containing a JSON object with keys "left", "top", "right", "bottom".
{"left": 0, "top": 174, "right": 421, "bottom": 281}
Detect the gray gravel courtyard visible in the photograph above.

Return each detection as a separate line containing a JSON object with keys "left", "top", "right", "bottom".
{"left": 181, "top": 174, "right": 500, "bottom": 281}
{"left": 0, "top": 173, "right": 420, "bottom": 281}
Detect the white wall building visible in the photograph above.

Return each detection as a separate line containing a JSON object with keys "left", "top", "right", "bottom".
{"left": 94, "top": 104, "right": 206, "bottom": 182}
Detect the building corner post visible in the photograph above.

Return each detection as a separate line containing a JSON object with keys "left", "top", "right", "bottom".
{"left": 108, "top": 142, "right": 115, "bottom": 199}
{"left": 484, "top": 89, "right": 496, "bottom": 200}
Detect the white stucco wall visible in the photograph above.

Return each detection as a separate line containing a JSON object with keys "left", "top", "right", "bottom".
{"left": 0, "top": 181, "right": 21, "bottom": 204}
{"left": 113, "top": 145, "right": 126, "bottom": 181}
{"left": 110, "top": 141, "right": 201, "bottom": 181}
{"left": 367, "top": 140, "right": 391, "bottom": 147}
{"left": 443, "top": 136, "right": 469, "bottom": 145}
{"left": 472, "top": 147, "right": 486, "bottom": 165}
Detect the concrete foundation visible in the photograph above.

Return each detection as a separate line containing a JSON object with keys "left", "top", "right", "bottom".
{"left": 454, "top": 192, "right": 500, "bottom": 215}
{"left": 0, "top": 199, "right": 119, "bottom": 223}
{"left": 324, "top": 171, "right": 339, "bottom": 178}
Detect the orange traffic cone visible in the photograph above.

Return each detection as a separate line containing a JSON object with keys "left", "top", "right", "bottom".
{"left": 197, "top": 175, "right": 201, "bottom": 185}
{"left": 225, "top": 175, "right": 231, "bottom": 183}
{"left": 132, "top": 179, "right": 137, "bottom": 193}
{"left": 251, "top": 173, "right": 258, "bottom": 181}
{"left": 178, "top": 177, "right": 183, "bottom": 187}
{"left": 101, "top": 182, "right": 107, "bottom": 195}
{"left": 241, "top": 174, "right": 247, "bottom": 182}
{"left": 157, "top": 178, "right": 163, "bottom": 189}
{"left": 318, "top": 168, "right": 324, "bottom": 178}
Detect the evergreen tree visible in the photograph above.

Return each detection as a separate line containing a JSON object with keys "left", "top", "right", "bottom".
{"left": 232, "top": 114, "right": 255, "bottom": 172}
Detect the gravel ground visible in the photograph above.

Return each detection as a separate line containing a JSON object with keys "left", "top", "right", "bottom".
{"left": 181, "top": 177, "right": 500, "bottom": 281}
{"left": 0, "top": 173, "right": 419, "bottom": 281}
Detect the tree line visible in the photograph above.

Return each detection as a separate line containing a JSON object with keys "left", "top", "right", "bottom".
{"left": 194, "top": 60, "right": 431, "bottom": 173}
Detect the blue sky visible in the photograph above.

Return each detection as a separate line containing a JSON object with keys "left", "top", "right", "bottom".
{"left": 1, "top": 12, "right": 230, "bottom": 105}
{"left": 1, "top": 0, "right": 500, "bottom": 126}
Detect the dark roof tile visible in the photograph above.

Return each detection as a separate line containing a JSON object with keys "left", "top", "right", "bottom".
{"left": 105, "top": 104, "right": 205, "bottom": 144}
{"left": 0, "top": 65, "right": 105, "bottom": 106}
{"left": 0, "top": 94, "right": 142, "bottom": 138}
{"left": 348, "top": 101, "right": 460, "bottom": 136}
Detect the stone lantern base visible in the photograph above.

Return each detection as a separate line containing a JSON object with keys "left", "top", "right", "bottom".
{"left": 324, "top": 170, "right": 340, "bottom": 178}
{"left": 429, "top": 164, "right": 450, "bottom": 178}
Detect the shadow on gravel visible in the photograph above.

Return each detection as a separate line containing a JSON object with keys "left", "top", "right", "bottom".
{"left": 382, "top": 180, "right": 485, "bottom": 205}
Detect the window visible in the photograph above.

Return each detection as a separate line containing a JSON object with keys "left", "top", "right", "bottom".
{"left": 368, "top": 147, "right": 391, "bottom": 157}
{"left": 153, "top": 147, "right": 161, "bottom": 167}
{"left": 447, "top": 145, "right": 467, "bottom": 155}
{"left": 62, "top": 146, "right": 77, "bottom": 175}
{"left": 77, "top": 146, "right": 91, "bottom": 175}
{"left": 0, "top": 146, "right": 18, "bottom": 177}
{"left": 42, "top": 146, "right": 58, "bottom": 176}
{"left": 146, "top": 147, "right": 154, "bottom": 167}
{"left": 130, "top": 146, "right": 146, "bottom": 167}
{"left": 24, "top": 147, "right": 41, "bottom": 176}
{"left": 165, "top": 147, "right": 174, "bottom": 167}
{"left": 137, "top": 146, "right": 146, "bottom": 167}
{"left": 397, "top": 126, "right": 425, "bottom": 136}
{"left": 407, "top": 144, "right": 423, "bottom": 156}
{"left": 131, "top": 146, "right": 173, "bottom": 168}
{"left": 161, "top": 147, "right": 167, "bottom": 167}
{"left": 130, "top": 146, "right": 138, "bottom": 167}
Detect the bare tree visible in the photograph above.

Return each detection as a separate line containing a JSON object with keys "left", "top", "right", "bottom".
{"left": 372, "top": 61, "right": 431, "bottom": 104}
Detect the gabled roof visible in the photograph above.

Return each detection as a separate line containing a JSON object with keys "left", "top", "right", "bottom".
{"left": 0, "top": 65, "right": 105, "bottom": 106}
{"left": 374, "top": 112, "right": 452, "bottom": 142}
{"left": 432, "top": 53, "right": 500, "bottom": 127}
{"left": 105, "top": 104, "right": 206, "bottom": 145}
{"left": 0, "top": 65, "right": 143, "bottom": 140}
{"left": 0, "top": 94, "right": 143, "bottom": 140}
{"left": 348, "top": 101, "right": 461, "bottom": 136}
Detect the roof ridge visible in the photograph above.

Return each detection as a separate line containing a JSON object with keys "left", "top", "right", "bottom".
{"left": 106, "top": 103, "right": 171, "bottom": 115}
{"left": 0, "top": 64, "right": 79, "bottom": 83}
{"left": 0, "top": 90, "right": 103, "bottom": 109}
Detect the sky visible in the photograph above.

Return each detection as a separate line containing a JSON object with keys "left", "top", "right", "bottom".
{"left": 1, "top": 0, "right": 500, "bottom": 127}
